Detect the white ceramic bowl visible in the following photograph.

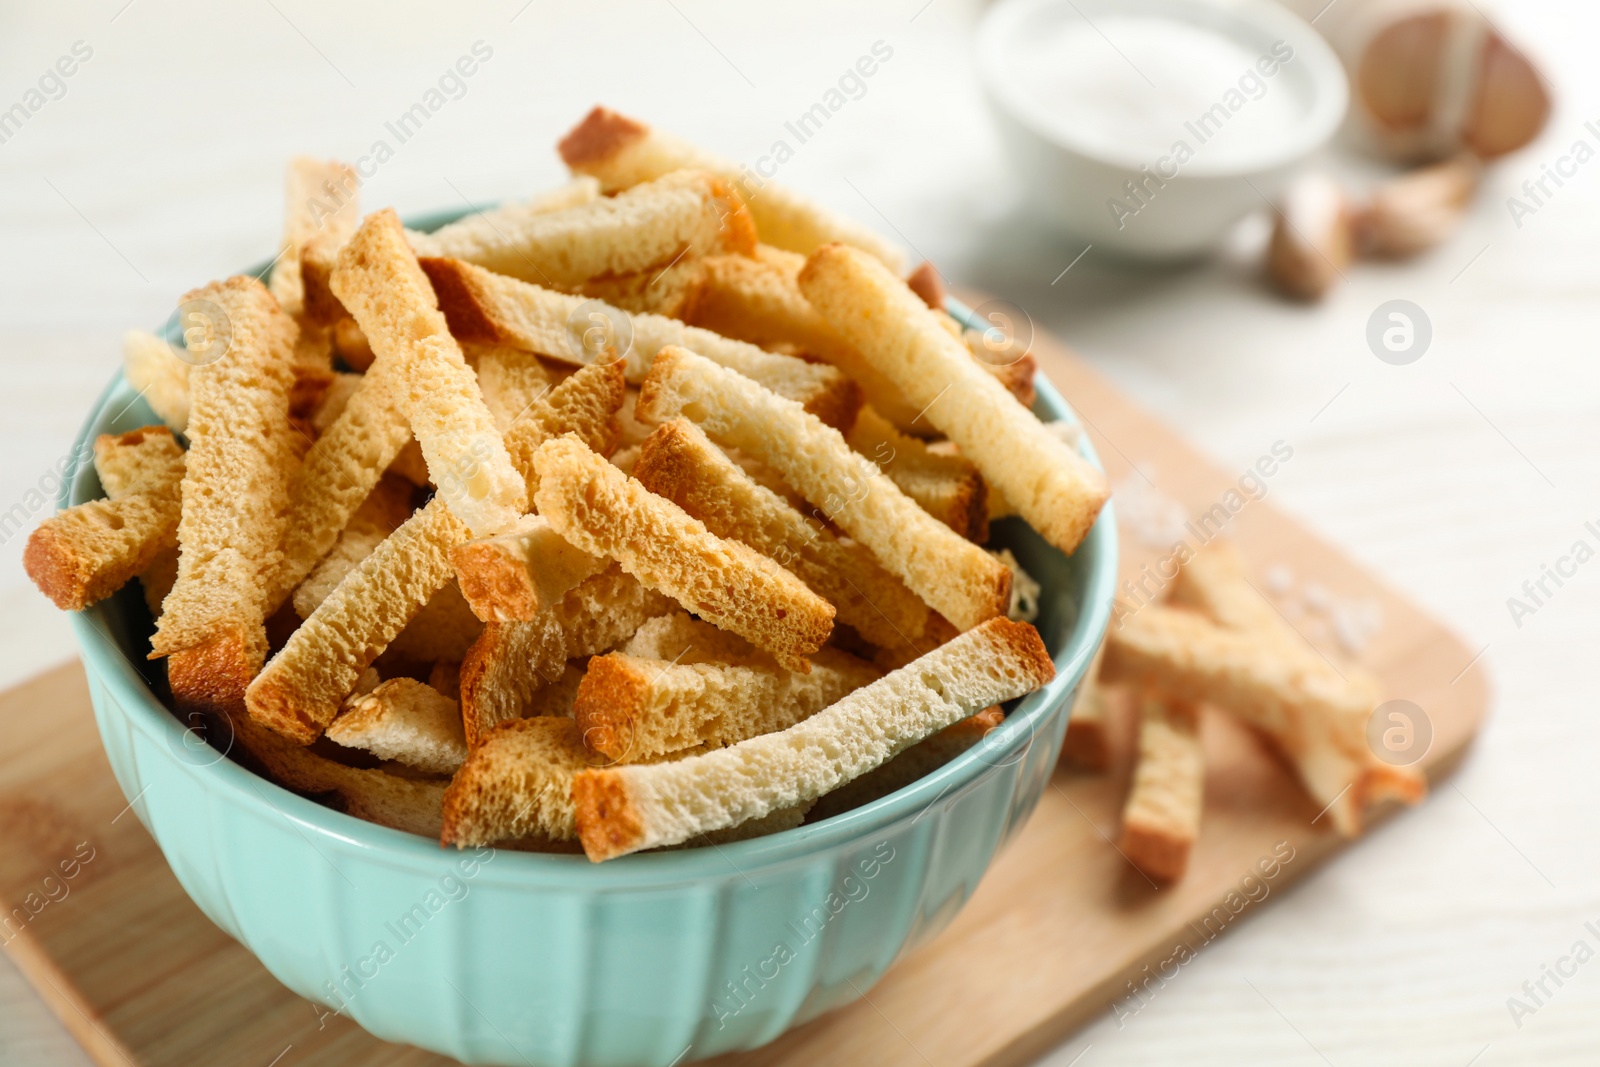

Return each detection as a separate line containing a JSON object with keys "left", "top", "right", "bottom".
{"left": 978, "top": 0, "right": 1348, "bottom": 260}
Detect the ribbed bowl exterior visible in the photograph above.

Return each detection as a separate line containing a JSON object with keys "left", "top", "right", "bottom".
{"left": 64, "top": 262, "right": 1116, "bottom": 1065}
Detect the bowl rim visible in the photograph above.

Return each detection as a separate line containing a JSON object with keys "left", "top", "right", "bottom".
{"left": 975, "top": 0, "right": 1349, "bottom": 177}
{"left": 65, "top": 223, "right": 1118, "bottom": 888}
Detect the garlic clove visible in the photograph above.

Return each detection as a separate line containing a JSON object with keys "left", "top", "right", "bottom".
{"left": 1266, "top": 173, "right": 1354, "bottom": 302}
{"left": 1463, "top": 32, "right": 1552, "bottom": 160}
{"left": 1357, "top": 154, "right": 1481, "bottom": 258}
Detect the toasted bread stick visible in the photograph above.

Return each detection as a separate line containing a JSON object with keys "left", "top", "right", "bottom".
{"left": 1167, "top": 540, "right": 1289, "bottom": 635}
{"left": 305, "top": 371, "right": 362, "bottom": 435}
{"left": 273, "top": 278, "right": 538, "bottom": 618}
{"left": 636, "top": 346, "right": 1011, "bottom": 632}
{"left": 467, "top": 342, "right": 552, "bottom": 434}
{"left": 419, "top": 256, "right": 860, "bottom": 429}
{"left": 690, "top": 245, "right": 1036, "bottom": 424}
{"left": 619, "top": 611, "right": 762, "bottom": 663}
{"left": 128, "top": 331, "right": 307, "bottom": 448}
{"left": 92, "top": 426, "right": 187, "bottom": 614}
{"left": 557, "top": 106, "right": 905, "bottom": 271}
{"left": 501, "top": 360, "right": 627, "bottom": 501}
{"left": 331, "top": 209, "right": 525, "bottom": 537}
{"left": 327, "top": 677, "right": 468, "bottom": 775}
{"left": 297, "top": 234, "right": 351, "bottom": 327}
{"left": 291, "top": 475, "right": 415, "bottom": 619}
{"left": 441, "top": 712, "right": 809, "bottom": 851}
{"left": 121, "top": 331, "right": 191, "bottom": 433}
{"left": 384, "top": 582, "right": 483, "bottom": 665}
{"left": 798, "top": 244, "right": 1109, "bottom": 555}
{"left": 91, "top": 425, "right": 183, "bottom": 509}
{"left": 293, "top": 168, "right": 694, "bottom": 326}
{"left": 410, "top": 170, "right": 754, "bottom": 288}
{"left": 233, "top": 716, "right": 447, "bottom": 837}
{"left": 1061, "top": 642, "right": 1113, "bottom": 771}
{"left": 248, "top": 497, "right": 470, "bottom": 743}
{"left": 149, "top": 277, "right": 301, "bottom": 718}
{"left": 405, "top": 176, "right": 602, "bottom": 260}
{"left": 300, "top": 177, "right": 606, "bottom": 329}
{"left": 25, "top": 427, "right": 186, "bottom": 612}
{"left": 1165, "top": 541, "right": 1425, "bottom": 831}
{"left": 522, "top": 661, "right": 583, "bottom": 718}
{"left": 1103, "top": 602, "right": 1423, "bottom": 836}
{"left": 572, "top": 617, "right": 1053, "bottom": 860}
{"left": 264, "top": 356, "right": 413, "bottom": 613}
{"left": 121, "top": 324, "right": 360, "bottom": 440}
{"left": 1104, "top": 602, "right": 1359, "bottom": 744}
{"left": 684, "top": 246, "right": 925, "bottom": 430}
{"left": 459, "top": 565, "right": 672, "bottom": 748}
{"left": 122, "top": 324, "right": 598, "bottom": 480}
{"left": 533, "top": 434, "right": 835, "bottom": 671}
{"left": 575, "top": 620, "right": 880, "bottom": 762}
{"left": 332, "top": 316, "right": 374, "bottom": 371}
{"left": 451, "top": 513, "right": 609, "bottom": 623}
{"left": 268, "top": 157, "right": 360, "bottom": 318}
{"left": 454, "top": 363, "right": 627, "bottom": 627}
{"left": 427, "top": 660, "right": 460, "bottom": 700}
{"left": 846, "top": 406, "right": 988, "bottom": 541}
{"left": 387, "top": 438, "right": 430, "bottom": 486}
{"left": 440, "top": 716, "right": 597, "bottom": 847}
{"left": 634, "top": 417, "right": 947, "bottom": 657}
{"left": 573, "top": 255, "right": 705, "bottom": 319}
{"left": 1118, "top": 694, "right": 1204, "bottom": 882}
{"left": 808, "top": 705, "right": 1003, "bottom": 822}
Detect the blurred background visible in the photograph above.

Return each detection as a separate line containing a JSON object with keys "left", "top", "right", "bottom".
{"left": 1, "top": 0, "right": 1596, "bottom": 1063}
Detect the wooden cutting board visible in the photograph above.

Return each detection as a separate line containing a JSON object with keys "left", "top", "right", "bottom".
{"left": 0, "top": 327, "right": 1487, "bottom": 1067}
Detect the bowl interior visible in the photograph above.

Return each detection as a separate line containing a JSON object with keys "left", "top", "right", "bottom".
{"left": 63, "top": 218, "right": 1117, "bottom": 886}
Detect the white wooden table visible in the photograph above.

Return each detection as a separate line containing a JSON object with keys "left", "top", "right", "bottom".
{"left": 1, "top": 1, "right": 1596, "bottom": 1063}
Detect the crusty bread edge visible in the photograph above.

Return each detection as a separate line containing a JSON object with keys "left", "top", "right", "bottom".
{"left": 458, "top": 623, "right": 513, "bottom": 750}
{"left": 418, "top": 257, "right": 511, "bottom": 346}
{"left": 571, "top": 654, "right": 650, "bottom": 763}
{"left": 570, "top": 768, "right": 646, "bottom": 861}
{"left": 1118, "top": 821, "right": 1192, "bottom": 884}
{"left": 451, "top": 540, "right": 538, "bottom": 623}
{"left": 166, "top": 626, "right": 261, "bottom": 719}
{"left": 557, "top": 106, "right": 651, "bottom": 171}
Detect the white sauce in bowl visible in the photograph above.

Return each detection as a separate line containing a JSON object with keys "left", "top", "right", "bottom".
{"left": 977, "top": 0, "right": 1350, "bottom": 256}
{"left": 1000, "top": 10, "right": 1313, "bottom": 169}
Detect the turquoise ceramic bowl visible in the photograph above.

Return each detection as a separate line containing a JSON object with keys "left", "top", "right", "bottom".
{"left": 63, "top": 217, "right": 1116, "bottom": 1066}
